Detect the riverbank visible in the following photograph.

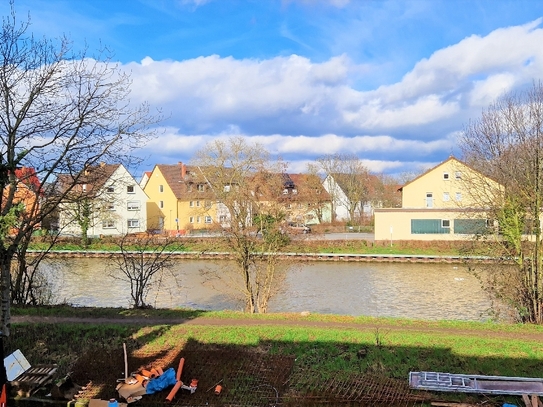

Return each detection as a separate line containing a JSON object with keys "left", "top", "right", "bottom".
{"left": 37, "top": 249, "right": 487, "bottom": 263}
{"left": 8, "top": 306, "right": 543, "bottom": 406}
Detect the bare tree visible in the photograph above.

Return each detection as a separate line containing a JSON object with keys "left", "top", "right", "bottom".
{"left": 460, "top": 82, "right": 543, "bottom": 323}
{"left": 192, "top": 137, "right": 290, "bottom": 313}
{"left": 318, "top": 153, "right": 370, "bottom": 222}
{"left": 302, "top": 164, "right": 332, "bottom": 224}
{"left": 0, "top": 4, "right": 155, "bottom": 384}
{"left": 371, "top": 173, "right": 401, "bottom": 209}
{"left": 109, "top": 234, "right": 178, "bottom": 309}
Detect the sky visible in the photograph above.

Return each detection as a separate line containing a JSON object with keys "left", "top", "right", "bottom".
{"left": 3, "top": 0, "right": 543, "bottom": 178}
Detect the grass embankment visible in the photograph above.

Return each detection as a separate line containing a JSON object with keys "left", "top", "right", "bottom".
{"left": 9, "top": 306, "right": 543, "bottom": 406}
{"left": 29, "top": 235, "right": 465, "bottom": 256}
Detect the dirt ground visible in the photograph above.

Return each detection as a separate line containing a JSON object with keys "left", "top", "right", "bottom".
{"left": 12, "top": 315, "right": 540, "bottom": 407}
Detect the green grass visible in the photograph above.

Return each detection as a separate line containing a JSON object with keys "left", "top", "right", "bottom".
{"left": 28, "top": 236, "right": 467, "bottom": 257}
{"left": 8, "top": 306, "right": 542, "bottom": 406}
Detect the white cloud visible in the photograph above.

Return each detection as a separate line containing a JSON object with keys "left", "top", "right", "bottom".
{"left": 377, "top": 19, "right": 543, "bottom": 102}
{"left": 122, "top": 19, "right": 543, "bottom": 175}
{"left": 125, "top": 19, "right": 543, "bottom": 140}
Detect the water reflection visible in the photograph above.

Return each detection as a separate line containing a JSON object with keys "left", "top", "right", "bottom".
{"left": 42, "top": 258, "right": 491, "bottom": 321}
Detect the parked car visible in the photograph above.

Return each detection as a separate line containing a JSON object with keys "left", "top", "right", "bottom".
{"left": 284, "top": 222, "right": 311, "bottom": 234}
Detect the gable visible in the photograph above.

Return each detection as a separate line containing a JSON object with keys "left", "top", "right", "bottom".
{"left": 401, "top": 156, "right": 502, "bottom": 209}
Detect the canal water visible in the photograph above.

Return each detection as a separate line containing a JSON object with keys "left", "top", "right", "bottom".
{"left": 44, "top": 258, "right": 492, "bottom": 321}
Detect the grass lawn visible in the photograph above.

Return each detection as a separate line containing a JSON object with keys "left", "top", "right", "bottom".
{"left": 7, "top": 306, "right": 543, "bottom": 406}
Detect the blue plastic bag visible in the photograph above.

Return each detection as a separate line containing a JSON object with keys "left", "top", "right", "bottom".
{"left": 145, "top": 367, "right": 178, "bottom": 394}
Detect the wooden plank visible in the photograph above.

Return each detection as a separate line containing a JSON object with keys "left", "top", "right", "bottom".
{"left": 523, "top": 394, "right": 534, "bottom": 407}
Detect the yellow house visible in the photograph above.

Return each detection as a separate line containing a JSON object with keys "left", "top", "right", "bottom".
{"left": 374, "top": 156, "right": 502, "bottom": 241}
{"left": 144, "top": 162, "right": 217, "bottom": 235}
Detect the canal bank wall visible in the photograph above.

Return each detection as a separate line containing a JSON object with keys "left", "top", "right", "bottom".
{"left": 33, "top": 250, "right": 491, "bottom": 263}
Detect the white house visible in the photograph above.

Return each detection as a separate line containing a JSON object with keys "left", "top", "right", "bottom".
{"left": 58, "top": 163, "right": 148, "bottom": 237}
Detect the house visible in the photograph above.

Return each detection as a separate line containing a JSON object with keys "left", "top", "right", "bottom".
{"left": 139, "top": 171, "right": 152, "bottom": 189}
{"left": 144, "top": 162, "right": 216, "bottom": 235}
{"left": 57, "top": 163, "right": 148, "bottom": 237}
{"left": 322, "top": 172, "right": 396, "bottom": 222}
{"left": 2, "top": 167, "right": 42, "bottom": 234}
{"left": 282, "top": 173, "right": 332, "bottom": 224}
{"left": 374, "top": 156, "right": 502, "bottom": 241}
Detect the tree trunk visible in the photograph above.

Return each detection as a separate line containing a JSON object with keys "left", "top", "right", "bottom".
{"left": 0, "top": 247, "right": 14, "bottom": 389}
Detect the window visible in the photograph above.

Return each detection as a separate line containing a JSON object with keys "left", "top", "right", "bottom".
{"left": 443, "top": 172, "right": 450, "bottom": 180}
{"left": 441, "top": 219, "right": 450, "bottom": 228}
{"left": 219, "top": 215, "right": 227, "bottom": 223}
{"left": 455, "top": 192, "right": 462, "bottom": 201}
{"left": 107, "top": 186, "right": 115, "bottom": 192}
{"left": 411, "top": 219, "right": 450, "bottom": 234}
{"left": 82, "top": 184, "right": 87, "bottom": 192}
{"left": 159, "top": 185, "right": 164, "bottom": 193}
{"left": 106, "top": 202, "right": 115, "bottom": 211}
{"left": 189, "top": 216, "right": 194, "bottom": 223}
{"left": 224, "top": 185, "right": 231, "bottom": 192}
{"left": 205, "top": 200, "right": 212, "bottom": 208}
{"left": 127, "top": 201, "right": 140, "bottom": 210}
{"left": 283, "top": 189, "right": 289, "bottom": 195}
{"left": 159, "top": 200, "right": 164, "bottom": 209}
{"left": 187, "top": 184, "right": 193, "bottom": 192}
{"left": 196, "top": 200, "right": 200, "bottom": 207}
{"left": 205, "top": 216, "right": 212, "bottom": 224}
{"left": 197, "top": 216, "right": 201, "bottom": 223}
{"left": 102, "top": 220, "right": 115, "bottom": 229}
{"left": 454, "top": 219, "right": 487, "bottom": 234}
{"left": 455, "top": 171, "right": 462, "bottom": 180}
{"left": 127, "top": 185, "right": 135, "bottom": 193}
{"left": 443, "top": 192, "right": 450, "bottom": 202}
{"left": 127, "top": 219, "right": 139, "bottom": 228}
{"left": 293, "top": 189, "right": 298, "bottom": 194}
{"left": 197, "top": 184, "right": 205, "bottom": 192}
{"left": 189, "top": 201, "right": 194, "bottom": 207}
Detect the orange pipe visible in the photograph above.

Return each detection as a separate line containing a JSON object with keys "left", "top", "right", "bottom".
{"left": 165, "top": 380, "right": 182, "bottom": 402}
{"left": 176, "top": 358, "right": 185, "bottom": 381}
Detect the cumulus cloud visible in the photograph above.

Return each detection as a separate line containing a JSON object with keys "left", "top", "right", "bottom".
{"left": 126, "top": 18, "right": 543, "bottom": 141}
{"left": 123, "top": 19, "right": 543, "bottom": 174}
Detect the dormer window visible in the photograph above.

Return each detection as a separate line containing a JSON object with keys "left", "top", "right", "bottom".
{"left": 443, "top": 172, "right": 450, "bottom": 180}
{"left": 197, "top": 184, "right": 205, "bottom": 192}
{"left": 283, "top": 189, "right": 288, "bottom": 195}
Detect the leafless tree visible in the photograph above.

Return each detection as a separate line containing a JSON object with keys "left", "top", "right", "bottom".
{"left": 372, "top": 173, "right": 401, "bottom": 209}
{"left": 0, "top": 4, "right": 155, "bottom": 384}
{"left": 303, "top": 164, "right": 332, "bottom": 224}
{"left": 108, "top": 234, "right": 178, "bottom": 309}
{"left": 460, "top": 81, "right": 543, "bottom": 323}
{"left": 192, "top": 137, "right": 290, "bottom": 313}
{"left": 318, "top": 153, "right": 370, "bottom": 222}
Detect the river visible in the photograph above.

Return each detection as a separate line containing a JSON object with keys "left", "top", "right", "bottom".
{"left": 43, "top": 258, "right": 492, "bottom": 321}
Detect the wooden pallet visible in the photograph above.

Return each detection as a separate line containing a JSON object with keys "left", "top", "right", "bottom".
{"left": 11, "top": 364, "right": 58, "bottom": 396}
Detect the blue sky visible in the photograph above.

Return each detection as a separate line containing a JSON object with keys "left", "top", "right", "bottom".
{"left": 4, "top": 0, "right": 543, "bottom": 178}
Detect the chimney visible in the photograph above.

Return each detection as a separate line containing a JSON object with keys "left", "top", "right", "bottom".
{"left": 180, "top": 162, "right": 186, "bottom": 179}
